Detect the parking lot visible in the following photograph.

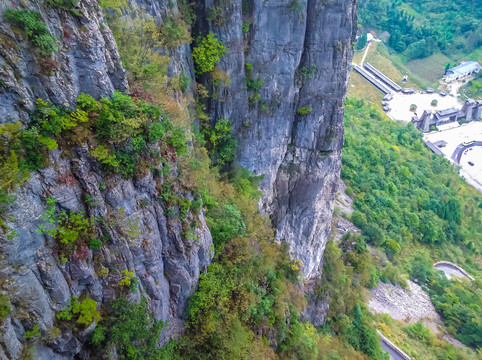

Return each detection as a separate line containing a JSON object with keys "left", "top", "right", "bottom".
{"left": 387, "top": 92, "right": 462, "bottom": 122}
{"left": 424, "top": 121, "right": 482, "bottom": 192}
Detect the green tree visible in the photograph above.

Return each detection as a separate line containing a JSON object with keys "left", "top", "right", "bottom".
{"left": 355, "top": 32, "right": 368, "bottom": 50}
{"left": 192, "top": 33, "right": 227, "bottom": 74}
{"left": 4, "top": 9, "right": 58, "bottom": 55}
{"left": 207, "top": 204, "right": 245, "bottom": 251}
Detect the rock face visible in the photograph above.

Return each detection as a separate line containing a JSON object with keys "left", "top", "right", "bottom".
{"left": 0, "top": 0, "right": 357, "bottom": 357}
{"left": 0, "top": 0, "right": 128, "bottom": 124}
{"left": 0, "top": 1, "right": 211, "bottom": 357}
{"left": 0, "top": 146, "right": 213, "bottom": 358}
{"left": 202, "top": 0, "right": 357, "bottom": 278}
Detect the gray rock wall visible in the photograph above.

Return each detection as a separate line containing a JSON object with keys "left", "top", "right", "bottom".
{"left": 0, "top": 0, "right": 211, "bottom": 357}
{"left": 202, "top": 0, "right": 357, "bottom": 278}
{"left": 0, "top": 147, "right": 213, "bottom": 358}
{"left": 0, "top": 0, "right": 128, "bottom": 124}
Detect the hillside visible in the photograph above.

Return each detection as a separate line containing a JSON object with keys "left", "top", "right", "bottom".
{"left": 341, "top": 97, "right": 481, "bottom": 357}
{"left": 358, "top": 0, "right": 481, "bottom": 63}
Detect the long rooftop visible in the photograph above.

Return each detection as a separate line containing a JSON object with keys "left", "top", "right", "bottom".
{"left": 446, "top": 61, "right": 481, "bottom": 77}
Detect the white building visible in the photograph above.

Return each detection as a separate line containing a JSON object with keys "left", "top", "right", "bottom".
{"left": 445, "top": 61, "right": 481, "bottom": 83}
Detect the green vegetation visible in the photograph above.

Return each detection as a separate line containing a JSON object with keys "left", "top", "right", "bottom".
{"left": 201, "top": 117, "right": 237, "bottom": 167}
{"left": 358, "top": 0, "right": 481, "bottom": 62}
{"left": 90, "top": 297, "right": 167, "bottom": 358}
{"left": 192, "top": 33, "right": 227, "bottom": 74}
{"left": 301, "top": 64, "right": 317, "bottom": 79}
{"left": 57, "top": 296, "right": 101, "bottom": 326}
{"left": 207, "top": 204, "right": 245, "bottom": 253}
{"left": 461, "top": 72, "right": 482, "bottom": 99}
{"left": 405, "top": 52, "right": 451, "bottom": 84}
{"left": 24, "top": 324, "right": 41, "bottom": 339}
{"left": 287, "top": 0, "right": 303, "bottom": 13}
{"left": 207, "top": 5, "right": 225, "bottom": 27}
{"left": 404, "top": 321, "right": 433, "bottom": 342}
{"left": 4, "top": 9, "right": 58, "bottom": 55}
{"left": 37, "top": 197, "right": 99, "bottom": 256}
{"left": 4, "top": 2, "right": 479, "bottom": 357}
{"left": 342, "top": 97, "right": 482, "bottom": 348}
{"left": 107, "top": 16, "right": 171, "bottom": 82}
{"left": 355, "top": 32, "right": 367, "bottom": 50}
{"left": 343, "top": 97, "right": 482, "bottom": 261}
{"left": 405, "top": 249, "right": 482, "bottom": 348}
{"left": 0, "top": 295, "right": 11, "bottom": 319}
{"left": 363, "top": 42, "right": 427, "bottom": 89}
{"left": 143, "top": 153, "right": 386, "bottom": 359}
{"left": 297, "top": 106, "right": 312, "bottom": 115}
{"left": 118, "top": 269, "right": 134, "bottom": 286}
{"left": 376, "top": 314, "right": 475, "bottom": 360}
{"left": 158, "top": 14, "right": 191, "bottom": 49}
{"left": 44, "top": 0, "right": 80, "bottom": 15}
{"left": 1, "top": 90, "right": 189, "bottom": 239}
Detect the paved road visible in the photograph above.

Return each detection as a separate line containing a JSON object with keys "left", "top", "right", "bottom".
{"left": 380, "top": 339, "right": 407, "bottom": 360}
{"left": 450, "top": 141, "right": 482, "bottom": 164}
{"left": 434, "top": 264, "right": 473, "bottom": 280}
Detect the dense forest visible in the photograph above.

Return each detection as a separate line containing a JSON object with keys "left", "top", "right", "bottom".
{"left": 358, "top": 0, "right": 482, "bottom": 61}
{"left": 342, "top": 98, "right": 482, "bottom": 352}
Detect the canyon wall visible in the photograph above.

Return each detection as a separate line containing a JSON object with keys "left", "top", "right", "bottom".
{"left": 203, "top": 0, "right": 357, "bottom": 277}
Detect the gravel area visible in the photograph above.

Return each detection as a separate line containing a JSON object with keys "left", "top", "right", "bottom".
{"left": 368, "top": 280, "right": 443, "bottom": 331}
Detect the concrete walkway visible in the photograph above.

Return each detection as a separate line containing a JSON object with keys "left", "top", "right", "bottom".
{"left": 360, "top": 41, "right": 371, "bottom": 65}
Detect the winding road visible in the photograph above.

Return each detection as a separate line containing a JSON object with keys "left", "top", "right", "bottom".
{"left": 450, "top": 141, "right": 482, "bottom": 164}
{"left": 380, "top": 340, "right": 407, "bottom": 360}
{"left": 378, "top": 331, "right": 411, "bottom": 360}
{"left": 433, "top": 262, "right": 474, "bottom": 281}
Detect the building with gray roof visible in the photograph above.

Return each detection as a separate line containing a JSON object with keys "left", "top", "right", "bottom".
{"left": 412, "top": 99, "right": 482, "bottom": 132}
{"left": 445, "top": 61, "right": 481, "bottom": 83}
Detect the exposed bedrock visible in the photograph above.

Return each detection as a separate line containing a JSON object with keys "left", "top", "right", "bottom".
{"left": 202, "top": 0, "right": 357, "bottom": 278}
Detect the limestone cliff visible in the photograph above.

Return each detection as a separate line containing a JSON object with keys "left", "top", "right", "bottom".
{"left": 0, "top": 1, "right": 212, "bottom": 358}
{"left": 0, "top": 0, "right": 357, "bottom": 357}
{"left": 201, "top": 0, "right": 357, "bottom": 278}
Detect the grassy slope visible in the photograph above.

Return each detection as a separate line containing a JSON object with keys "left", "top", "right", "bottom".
{"left": 374, "top": 314, "right": 476, "bottom": 360}
{"left": 342, "top": 97, "right": 482, "bottom": 352}
{"left": 406, "top": 52, "right": 451, "bottom": 84}
{"left": 347, "top": 71, "right": 385, "bottom": 105}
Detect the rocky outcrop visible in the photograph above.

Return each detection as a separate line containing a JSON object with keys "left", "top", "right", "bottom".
{"left": 0, "top": 1, "right": 212, "bottom": 357}
{"left": 202, "top": 0, "right": 357, "bottom": 278}
{"left": 0, "top": 0, "right": 128, "bottom": 124}
{"left": 0, "top": 146, "right": 213, "bottom": 358}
